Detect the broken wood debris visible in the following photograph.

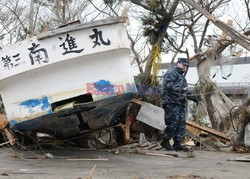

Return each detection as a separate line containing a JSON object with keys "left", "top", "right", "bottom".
{"left": 131, "top": 98, "right": 231, "bottom": 151}
{"left": 186, "top": 121, "right": 230, "bottom": 141}
{"left": 185, "top": 129, "right": 215, "bottom": 152}
{"left": 86, "top": 165, "right": 97, "bottom": 179}
{"left": 133, "top": 98, "right": 230, "bottom": 140}
{"left": 67, "top": 156, "right": 108, "bottom": 161}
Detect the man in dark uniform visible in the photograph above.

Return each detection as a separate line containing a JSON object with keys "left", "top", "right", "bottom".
{"left": 161, "top": 58, "right": 198, "bottom": 151}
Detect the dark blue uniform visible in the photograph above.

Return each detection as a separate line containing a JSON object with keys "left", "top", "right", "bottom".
{"left": 162, "top": 65, "right": 193, "bottom": 142}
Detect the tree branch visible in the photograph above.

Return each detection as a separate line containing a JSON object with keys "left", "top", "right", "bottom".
{"left": 182, "top": 0, "right": 250, "bottom": 51}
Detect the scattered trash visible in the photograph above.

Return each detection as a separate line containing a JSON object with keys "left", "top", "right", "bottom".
{"left": 45, "top": 153, "right": 54, "bottom": 159}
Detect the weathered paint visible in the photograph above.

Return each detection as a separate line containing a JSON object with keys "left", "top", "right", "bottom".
{"left": 19, "top": 97, "right": 52, "bottom": 114}
{"left": 94, "top": 80, "right": 114, "bottom": 94}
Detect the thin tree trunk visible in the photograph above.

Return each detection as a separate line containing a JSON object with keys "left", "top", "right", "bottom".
{"left": 143, "top": 0, "right": 180, "bottom": 85}
{"left": 28, "top": 0, "right": 35, "bottom": 36}
{"left": 62, "top": 0, "right": 67, "bottom": 24}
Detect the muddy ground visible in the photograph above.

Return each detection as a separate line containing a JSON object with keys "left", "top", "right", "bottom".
{"left": 0, "top": 147, "right": 249, "bottom": 179}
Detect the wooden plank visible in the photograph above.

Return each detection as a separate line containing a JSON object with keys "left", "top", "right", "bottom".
{"left": 186, "top": 121, "right": 230, "bottom": 141}
{"left": 186, "top": 125, "right": 201, "bottom": 136}
{"left": 186, "top": 129, "right": 215, "bottom": 152}
{"left": 131, "top": 98, "right": 144, "bottom": 106}
{"left": 142, "top": 152, "right": 174, "bottom": 158}
{"left": 135, "top": 147, "right": 178, "bottom": 157}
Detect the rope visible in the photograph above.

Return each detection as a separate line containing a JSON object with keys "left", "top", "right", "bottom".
{"left": 149, "top": 44, "right": 162, "bottom": 85}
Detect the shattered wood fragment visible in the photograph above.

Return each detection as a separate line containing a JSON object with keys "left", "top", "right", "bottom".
{"left": 185, "top": 129, "right": 215, "bottom": 152}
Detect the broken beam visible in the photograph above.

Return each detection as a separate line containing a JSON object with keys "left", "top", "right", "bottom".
{"left": 131, "top": 98, "right": 143, "bottom": 106}
{"left": 186, "top": 121, "right": 230, "bottom": 141}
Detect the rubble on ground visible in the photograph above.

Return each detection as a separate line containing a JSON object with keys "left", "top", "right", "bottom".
{"left": 0, "top": 98, "right": 249, "bottom": 161}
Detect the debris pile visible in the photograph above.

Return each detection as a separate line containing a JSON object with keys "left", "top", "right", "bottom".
{"left": 0, "top": 97, "right": 250, "bottom": 161}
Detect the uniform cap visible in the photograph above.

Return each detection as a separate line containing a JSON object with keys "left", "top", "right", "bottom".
{"left": 177, "top": 58, "right": 189, "bottom": 66}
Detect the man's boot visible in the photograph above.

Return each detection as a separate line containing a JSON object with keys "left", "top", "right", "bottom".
{"left": 173, "top": 141, "right": 189, "bottom": 152}
{"left": 160, "top": 139, "right": 174, "bottom": 150}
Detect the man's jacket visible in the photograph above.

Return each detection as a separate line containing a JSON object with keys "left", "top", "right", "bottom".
{"left": 162, "top": 66, "right": 194, "bottom": 107}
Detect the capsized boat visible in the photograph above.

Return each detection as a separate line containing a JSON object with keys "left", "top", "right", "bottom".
{"left": 0, "top": 17, "right": 136, "bottom": 139}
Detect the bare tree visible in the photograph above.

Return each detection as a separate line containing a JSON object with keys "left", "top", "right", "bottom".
{"left": 0, "top": 0, "right": 91, "bottom": 47}
{"left": 180, "top": 0, "right": 250, "bottom": 144}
